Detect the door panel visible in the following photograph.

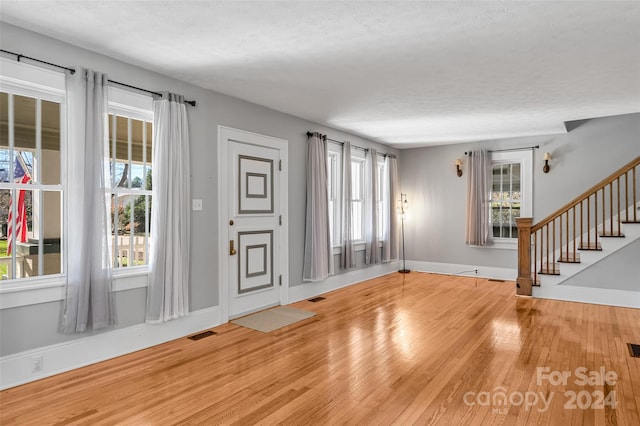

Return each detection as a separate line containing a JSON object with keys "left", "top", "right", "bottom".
{"left": 237, "top": 230, "right": 273, "bottom": 294}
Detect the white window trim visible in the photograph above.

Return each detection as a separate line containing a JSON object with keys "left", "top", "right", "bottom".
{"left": 485, "top": 150, "right": 533, "bottom": 250}
{"left": 0, "top": 61, "right": 151, "bottom": 309}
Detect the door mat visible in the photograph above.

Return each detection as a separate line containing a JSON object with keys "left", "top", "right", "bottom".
{"left": 232, "top": 306, "right": 316, "bottom": 333}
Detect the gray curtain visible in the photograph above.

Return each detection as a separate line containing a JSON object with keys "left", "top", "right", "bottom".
{"left": 341, "top": 141, "right": 355, "bottom": 268}
{"left": 466, "top": 150, "right": 491, "bottom": 246}
{"left": 146, "top": 93, "right": 190, "bottom": 323}
{"left": 365, "top": 148, "right": 379, "bottom": 264}
{"left": 63, "top": 67, "right": 115, "bottom": 333}
{"left": 303, "top": 133, "right": 333, "bottom": 281}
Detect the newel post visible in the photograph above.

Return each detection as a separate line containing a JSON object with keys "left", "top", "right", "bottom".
{"left": 516, "top": 217, "right": 533, "bottom": 296}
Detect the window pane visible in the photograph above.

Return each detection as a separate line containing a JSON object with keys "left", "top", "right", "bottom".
{"left": 130, "top": 194, "right": 149, "bottom": 266}
{"left": 351, "top": 161, "right": 362, "bottom": 199}
{"left": 0, "top": 189, "right": 62, "bottom": 279}
{"left": 40, "top": 100, "right": 61, "bottom": 185}
{"left": 145, "top": 122, "right": 153, "bottom": 190}
{"left": 0, "top": 189, "right": 10, "bottom": 278}
{"left": 491, "top": 161, "right": 522, "bottom": 239}
{"left": 0, "top": 93, "right": 8, "bottom": 183}
{"left": 0, "top": 93, "right": 7, "bottom": 153}
{"left": 131, "top": 163, "right": 144, "bottom": 189}
{"left": 14, "top": 95, "right": 36, "bottom": 150}
{"left": 377, "top": 200, "right": 384, "bottom": 238}
{"left": 130, "top": 118, "right": 148, "bottom": 189}
{"left": 109, "top": 115, "right": 130, "bottom": 188}
{"left": 112, "top": 194, "right": 132, "bottom": 267}
{"left": 351, "top": 200, "right": 362, "bottom": 240}
{"left": 5, "top": 189, "right": 33, "bottom": 278}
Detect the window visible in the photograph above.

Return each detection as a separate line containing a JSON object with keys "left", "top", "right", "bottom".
{"left": 490, "top": 151, "right": 532, "bottom": 246}
{"left": 376, "top": 158, "right": 386, "bottom": 239}
{"left": 0, "top": 62, "right": 64, "bottom": 281}
{"left": 0, "top": 60, "right": 153, "bottom": 302}
{"left": 327, "top": 146, "right": 388, "bottom": 249}
{"left": 107, "top": 88, "right": 153, "bottom": 269}
{"left": 350, "top": 152, "right": 365, "bottom": 241}
{"left": 327, "top": 146, "right": 341, "bottom": 247}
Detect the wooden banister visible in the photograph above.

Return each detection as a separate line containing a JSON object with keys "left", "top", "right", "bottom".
{"left": 532, "top": 156, "right": 640, "bottom": 232}
{"left": 516, "top": 218, "right": 532, "bottom": 296}
{"left": 518, "top": 155, "right": 640, "bottom": 296}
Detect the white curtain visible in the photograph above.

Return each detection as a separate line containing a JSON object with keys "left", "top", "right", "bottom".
{"left": 382, "top": 155, "right": 399, "bottom": 262}
{"left": 303, "top": 133, "right": 333, "bottom": 281}
{"left": 146, "top": 93, "right": 190, "bottom": 323}
{"left": 364, "top": 148, "right": 379, "bottom": 264}
{"left": 63, "top": 67, "right": 115, "bottom": 333}
{"left": 466, "top": 150, "right": 491, "bottom": 246}
{"left": 340, "top": 141, "right": 355, "bottom": 269}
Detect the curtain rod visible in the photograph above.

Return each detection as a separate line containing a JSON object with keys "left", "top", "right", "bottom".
{"left": 1, "top": 49, "right": 196, "bottom": 107}
{"left": 464, "top": 145, "right": 539, "bottom": 155}
{"left": 306, "top": 131, "right": 394, "bottom": 158}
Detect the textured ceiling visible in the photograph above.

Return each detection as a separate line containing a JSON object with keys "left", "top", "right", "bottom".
{"left": 1, "top": 1, "right": 639, "bottom": 148}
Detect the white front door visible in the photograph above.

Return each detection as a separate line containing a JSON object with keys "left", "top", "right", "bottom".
{"left": 218, "top": 127, "right": 288, "bottom": 319}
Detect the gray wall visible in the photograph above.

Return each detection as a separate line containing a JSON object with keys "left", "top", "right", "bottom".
{"left": 0, "top": 23, "right": 397, "bottom": 356}
{"left": 398, "top": 113, "right": 640, "bottom": 268}
{"left": 561, "top": 239, "right": 640, "bottom": 291}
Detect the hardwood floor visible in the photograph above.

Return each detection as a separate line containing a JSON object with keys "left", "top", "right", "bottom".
{"left": 1, "top": 272, "right": 639, "bottom": 425}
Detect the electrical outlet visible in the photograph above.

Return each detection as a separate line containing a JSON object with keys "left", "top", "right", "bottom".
{"left": 192, "top": 199, "right": 203, "bottom": 211}
{"left": 475, "top": 268, "right": 478, "bottom": 274}
{"left": 31, "top": 354, "right": 43, "bottom": 374}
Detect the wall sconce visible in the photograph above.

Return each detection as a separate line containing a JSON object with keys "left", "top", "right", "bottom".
{"left": 543, "top": 152, "right": 551, "bottom": 173}
{"left": 455, "top": 159, "right": 463, "bottom": 177}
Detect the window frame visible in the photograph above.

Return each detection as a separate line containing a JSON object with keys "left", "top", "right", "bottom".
{"left": 0, "top": 58, "right": 66, "bottom": 289}
{"left": 489, "top": 150, "right": 533, "bottom": 249}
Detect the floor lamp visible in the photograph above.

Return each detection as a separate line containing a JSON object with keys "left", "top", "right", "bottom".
{"left": 398, "top": 193, "right": 410, "bottom": 273}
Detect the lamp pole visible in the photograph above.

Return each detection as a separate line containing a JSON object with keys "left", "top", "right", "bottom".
{"left": 399, "top": 193, "right": 410, "bottom": 273}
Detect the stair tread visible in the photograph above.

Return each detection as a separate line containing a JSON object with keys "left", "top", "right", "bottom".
{"left": 579, "top": 242, "right": 602, "bottom": 251}
{"left": 558, "top": 253, "right": 581, "bottom": 263}
{"left": 539, "top": 263, "right": 561, "bottom": 275}
{"left": 599, "top": 230, "right": 625, "bottom": 237}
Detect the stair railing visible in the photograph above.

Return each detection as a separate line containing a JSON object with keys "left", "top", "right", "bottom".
{"left": 516, "top": 156, "right": 640, "bottom": 296}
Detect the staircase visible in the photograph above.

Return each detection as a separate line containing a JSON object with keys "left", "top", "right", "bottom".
{"left": 516, "top": 156, "right": 640, "bottom": 308}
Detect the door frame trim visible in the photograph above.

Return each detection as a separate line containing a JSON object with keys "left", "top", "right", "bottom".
{"left": 217, "top": 126, "right": 289, "bottom": 322}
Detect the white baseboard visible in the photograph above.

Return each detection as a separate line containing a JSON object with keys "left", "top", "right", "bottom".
{"left": 288, "top": 261, "right": 401, "bottom": 303}
{"left": 0, "top": 306, "right": 221, "bottom": 390}
{"left": 406, "top": 260, "right": 517, "bottom": 281}
{"left": 533, "top": 285, "right": 640, "bottom": 309}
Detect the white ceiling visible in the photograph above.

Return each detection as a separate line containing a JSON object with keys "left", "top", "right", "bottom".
{"left": 1, "top": 1, "right": 639, "bottom": 148}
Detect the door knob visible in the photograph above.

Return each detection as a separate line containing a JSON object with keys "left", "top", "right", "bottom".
{"left": 229, "top": 240, "right": 237, "bottom": 256}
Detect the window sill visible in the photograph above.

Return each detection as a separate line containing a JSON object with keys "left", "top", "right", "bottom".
{"left": 0, "top": 269, "right": 149, "bottom": 310}
{"left": 331, "top": 241, "right": 383, "bottom": 255}
{"left": 470, "top": 240, "right": 517, "bottom": 250}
